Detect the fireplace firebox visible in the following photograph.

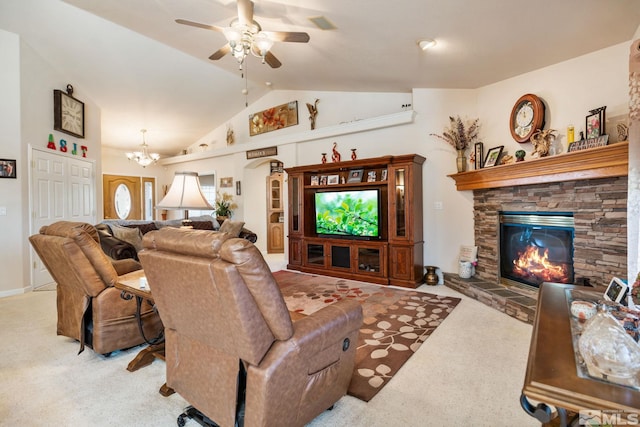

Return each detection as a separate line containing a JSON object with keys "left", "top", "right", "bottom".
{"left": 499, "top": 212, "right": 574, "bottom": 289}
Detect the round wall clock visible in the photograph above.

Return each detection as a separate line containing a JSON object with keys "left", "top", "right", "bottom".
{"left": 509, "top": 94, "right": 545, "bottom": 143}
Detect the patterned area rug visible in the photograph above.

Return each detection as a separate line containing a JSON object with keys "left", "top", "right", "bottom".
{"left": 273, "top": 270, "right": 461, "bottom": 402}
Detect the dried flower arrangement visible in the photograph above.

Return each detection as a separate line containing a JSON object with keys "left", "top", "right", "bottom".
{"left": 431, "top": 116, "right": 480, "bottom": 151}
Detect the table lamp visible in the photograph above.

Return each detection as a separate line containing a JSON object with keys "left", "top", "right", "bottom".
{"left": 157, "top": 171, "right": 213, "bottom": 226}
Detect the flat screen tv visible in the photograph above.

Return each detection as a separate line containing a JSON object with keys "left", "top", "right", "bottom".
{"left": 315, "top": 189, "right": 380, "bottom": 239}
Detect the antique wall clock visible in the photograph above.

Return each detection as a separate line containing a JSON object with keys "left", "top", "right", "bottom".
{"left": 509, "top": 93, "right": 545, "bottom": 143}
{"left": 54, "top": 84, "right": 85, "bottom": 138}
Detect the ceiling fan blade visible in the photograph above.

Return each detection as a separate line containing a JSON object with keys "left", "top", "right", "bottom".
{"left": 264, "top": 51, "right": 282, "bottom": 69}
{"left": 175, "top": 19, "right": 224, "bottom": 33}
{"left": 263, "top": 31, "right": 310, "bottom": 43}
{"left": 237, "top": 0, "right": 254, "bottom": 27}
{"left": 209, "top": 44, "right": 231, "bottom": 60}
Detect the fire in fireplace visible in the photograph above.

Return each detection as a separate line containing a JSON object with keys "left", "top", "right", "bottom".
{"left": 499, "top": 212, "right": 575, "bottom": 288}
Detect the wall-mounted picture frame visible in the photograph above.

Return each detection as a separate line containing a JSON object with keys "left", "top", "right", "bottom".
{"left": 367, "top": 171, "right": 377, "bottom": 182}
{"left": 249, "top": 101, "right": 299, "bottom": 136}
{"left": 483, "top": 145, "right": 503, "bottom": 167}
{"left": 347, "top": 169, "right": 364, "bottom": 183}
{"left": 474, "top": 142, "right": 484, "bottom": 169}
{"left": 327, "top": 174, "right": 340, "bottom": 185}
{"left": 586, "top": 106, "right": 606, "bottom": 139}
{"left": 220, "top": 177, "right": 233, "bottom": 188}
{"left": 235, "top": 180, "right": 241, "bottom": 196}
{"left": 0, "top": 159, "right": 16, "bottom": 178}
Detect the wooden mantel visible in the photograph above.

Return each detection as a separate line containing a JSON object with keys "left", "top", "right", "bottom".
{"left": 448, "top": 141, "right": 629, "bottom": 191}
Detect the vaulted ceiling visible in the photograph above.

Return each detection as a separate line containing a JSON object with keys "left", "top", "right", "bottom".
{"left": 1, "top": 0, "right": 639, "bottom": 155}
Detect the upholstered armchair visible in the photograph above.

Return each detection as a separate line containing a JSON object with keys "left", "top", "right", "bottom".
{"left": 139, "top": 228, "right": 363, "bottom": 427}
{"left": 29, "top": 221, "right": 163, "bottom": 355}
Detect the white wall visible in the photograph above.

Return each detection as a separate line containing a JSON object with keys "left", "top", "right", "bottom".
{"left": 0, "top": 30, "right": 103, "bottom": 296}
{"left": 0, "top": 29, "right": 24, "bottom": 296}
{"left": 173, "top": 41, "right": 633, "bottom": 277}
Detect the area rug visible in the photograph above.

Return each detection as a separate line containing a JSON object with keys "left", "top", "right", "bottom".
{"left": 272, "top": 270, "right": 461, "bottom": 402}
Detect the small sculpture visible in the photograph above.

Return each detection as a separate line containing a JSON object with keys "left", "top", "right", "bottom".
{"left": 351, "top": 148, "right": 357, "bottom": 160}
{"left": 321, "top": 153, "right": 327, "bottom": 164}
{"left": 617, "top": 123, "right": 629, "bottom": 142}
{"left": 530, "top": 129, "right": 557, "bottom": 158}
{"left": 499, "top": 154, "right": 514, "bottom": 165}
{"left": 331, "top": 142, "right": 341, "bottom": 162}
{"left": 226, "top": 125, "right": 235, "bottom": 145}
{"left": 515, "top": 150, "right": 526, "bottom": 162}
{"left": 306, "top": 99, "right": 319, "bottom": 130}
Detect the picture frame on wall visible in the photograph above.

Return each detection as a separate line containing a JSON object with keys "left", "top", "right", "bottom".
{"left": 220, "top": 177, "right": 233, "bottom": 187}
{"left": 483, "top": 145, "right": 503, "bottom": 167}
{"left": 586, "top": 106, "right": 606, "bottom": 139}
{"left": 0, "top": 159, "right": 16, "bottom": 178}
{"left": 474, "top": 142, "right": 484, "bottom": 169}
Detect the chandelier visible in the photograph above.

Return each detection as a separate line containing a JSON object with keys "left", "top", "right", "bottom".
{"left": 223, "top": 18, "right": 274, "bottom": 68}
{"left": 126, "top": 129, "right": 160, "bottom": 167}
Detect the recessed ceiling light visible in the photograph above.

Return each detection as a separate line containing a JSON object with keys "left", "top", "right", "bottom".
{"left": 417, "top": 39, "right": 437, "bottom": 51}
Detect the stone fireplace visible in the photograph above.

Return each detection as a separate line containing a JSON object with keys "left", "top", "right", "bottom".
{"left": 476, "top": 177, "right": 627, "bottom": 289}
{"left": 445, "top": 142, "right": 629, "bottom": 323}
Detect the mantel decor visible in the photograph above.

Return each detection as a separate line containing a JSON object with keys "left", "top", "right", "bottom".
{"left": 430, "top": 116, "right": 480, "bottom": 173}
{"left": 53, "top": 84, "right": 84, "bottom": 139}
{"left": 448, "top": 141, "right": 628, "bottom": 191}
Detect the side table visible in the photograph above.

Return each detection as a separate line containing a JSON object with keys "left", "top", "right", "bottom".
{"left": 521, "top": 282, "right": 640, "bottom": 426}
{"left": 115, "top": 270, "right": 174, "bottom": 397}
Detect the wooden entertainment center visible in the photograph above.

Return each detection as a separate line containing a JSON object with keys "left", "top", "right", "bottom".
{"left": 285, "top": 154, "right": 425, "bottom": 288}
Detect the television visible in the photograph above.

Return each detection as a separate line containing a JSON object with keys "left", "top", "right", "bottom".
{"left": 315, "top": 189, "right": 380, "bottom": 239}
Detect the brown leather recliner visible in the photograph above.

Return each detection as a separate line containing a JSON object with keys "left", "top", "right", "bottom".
{"left": 139, "top": 228, "right": 363, "bottom": 427}
{"left": 29, "top": 221, "right": 163, "bottom": 355}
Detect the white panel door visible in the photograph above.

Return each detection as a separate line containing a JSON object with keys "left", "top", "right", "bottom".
{"left": 30, "top": 148, "right": 95, "bottom": 288}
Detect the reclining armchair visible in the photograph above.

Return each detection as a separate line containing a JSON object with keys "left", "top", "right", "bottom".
{"left": 29, "top": 221, "right": 163, "bottom": 355}
{"left": 139, "top": 228, "right": 363, "bottom": 427}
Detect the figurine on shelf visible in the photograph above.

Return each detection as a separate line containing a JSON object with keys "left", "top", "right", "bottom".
{"left": 515, "top": 150, "right": 526, "bottom": 162}
{"left": 351, "top": 148, "right": 357, "bottom": 160}
{"left": 530, "top": 129, "right": 557, "bottom": 158}
{"left": 321, "top": 153, "right": 327, "bottom": 164}
{"left": 331, "top": 142, "right": 341, "bottom": 162}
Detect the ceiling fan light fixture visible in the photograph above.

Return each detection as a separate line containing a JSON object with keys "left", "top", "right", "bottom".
{"left": 418, "top": 39, "right": 437, "bottom": 51}
{"left": 254, "top": 32, "right": 274, "bottom": 56}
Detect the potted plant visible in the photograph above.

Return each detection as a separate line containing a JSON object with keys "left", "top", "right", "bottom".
{"left": 215, "top": 192, "right": 237, "bottom": 222}
{"left": 431, "top": 116, "right": 480, "bottom": 172}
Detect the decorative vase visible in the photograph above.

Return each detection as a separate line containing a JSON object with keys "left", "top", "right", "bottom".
{"left": 456, "top": 149, "right": 467, "bottom": 173}
{"left": 458, "top": 261, "right": 474, "bottom": 279}
{"left": 351, "top": 149, "right": 357, "bottom": 160}
{"left": 424, "top": 266, "right": 438, "bottom": 286}
{"left": 321, "top": 153, "right": 327, "bottom": 164}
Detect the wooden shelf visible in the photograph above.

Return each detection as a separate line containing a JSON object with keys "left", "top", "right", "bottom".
{"left": 448, "top": 141, "right": 628, "bottom": 191}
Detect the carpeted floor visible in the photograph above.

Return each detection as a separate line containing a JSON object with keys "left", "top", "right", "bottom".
{"left": 0, "top": 274, "right": 538, "bottom": 426}
{"left": 273, "top": 271, "right": 461, "bottom": 401}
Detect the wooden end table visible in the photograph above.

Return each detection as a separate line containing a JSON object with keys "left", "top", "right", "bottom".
{"left": 115, "top": 270, "right": 174, "bottom": 397}
{"left": 521, "top": 282, "right": 640, "bottom": 426}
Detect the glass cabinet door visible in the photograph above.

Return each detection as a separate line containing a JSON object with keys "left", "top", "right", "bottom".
{"left": 290, "top": 176, "right": 299, "bottom": 232}
{"left": 394, "top": 168, "right": 406, "bottom": 237}
{"left": 271, "top": 179, "right": 281, "bottom": 209}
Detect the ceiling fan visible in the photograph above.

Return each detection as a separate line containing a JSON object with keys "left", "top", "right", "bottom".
{"left": 176, "top": 0, "right": 310, "bottom": 69}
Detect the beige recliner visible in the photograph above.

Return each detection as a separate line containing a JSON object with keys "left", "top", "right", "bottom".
{"left": 139, "top": 227, "right": 363, "bottom": 427}
{"left": 29, "top": 221, "right": 163, "bottom": 355}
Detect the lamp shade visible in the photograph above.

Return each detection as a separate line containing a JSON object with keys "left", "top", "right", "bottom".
{"left": 157, "top": 172, "right": 213, "bottom": 211}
